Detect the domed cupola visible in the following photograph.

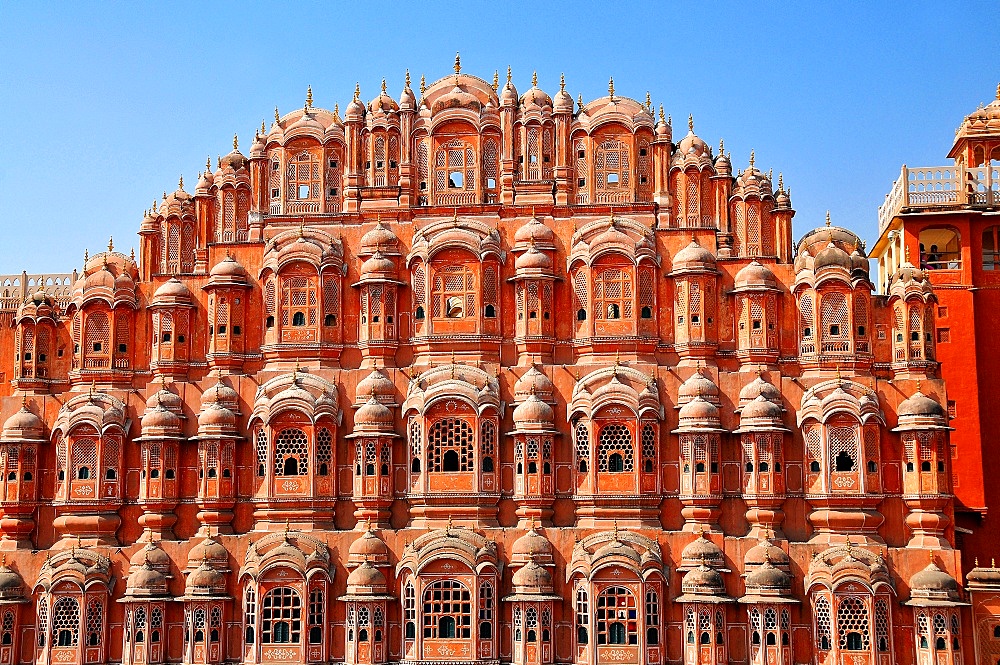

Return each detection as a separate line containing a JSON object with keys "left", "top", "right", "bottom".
{"left": 359, "top": 219, "right": 401, "bottom": 256}
{"left": 714, "top": 140, "right": 731, "bottom": 176}
{"left": 676, "top": 396, "right": 723, "bottom": 432}
{"left": 732, "top": 151, "right": 773, "bottom": 199}
{"left": 399, "top": 71, "right": 417, "bottom": 111}
{"left": 512, "top": 391, "right": 555, "bottom": 432}
{"left": 519, "top": 71, "right": 553, "bottom": 112}
{"left": 500, "top": 67, "right": 519, "bottom": 107}
{"left": 514, "top": 215, "right": 556, "bottom": 249}
{"left": 510, "top": 525, "right": 555, "bottom": 567}
{"left": 355, "top": 370, "right": 395, "bottom": 406}
{"left": 677, "top": 565, "right": 729, "bottom": 602}
{"left": 220, "top": 134, "right": 248, "bottom": 172}
{"left": 125, "top": 560, "right": 169, "bottom": 598}
{"left": 354, "top": 395, "right": 394, "bottom": 433}
{"left": 675, "top": 115, "right": 711, "bottom": 161}
{"left": 208, "top": 254, "right": 248, "bottom": 287}
{"left": 514, "top": 243, "right": 554, "bottom": 273}
{"left": 734, "top": 260, "right": 779, "bottom": 292}
{"left": 345, "top": 83, "right": 366, "bottom": 121}
{"left": 893, "top": 387, "right": 949, "bottom": 433}
{"left": 359, "top": 251, "right": 399, "bottom": 282}
{"left": 966, "top": 560, "right": 1000, "bottom": 591}
{"left": 345, "top": 561, "right": 388, "bottom": 596}
{"left": 0, "top": 562, "right": 25, "bottom": 602}
{"left": 369, "top": 79, "right": 400, "bottom": 114}
{"left": 151, "top": 277, "right": 193, "bottom": 308}
{"left": 348, "top": 527, "right": 390, "bottom": 567}
{"left": 1, "top": 402, "right": 45, "bottom": 443}
{"left": 554, "top": 73, "right": 574, "bottom": 114}
{"left": 677, "top": 369, "right": 721, "bottom": 407}
{"left": 679, "top": 533, "right": 727, "bottom": 571}
{"left": 905, "top": 559, "right": 965, "bottom": 607}
{"left": 671, "top": 238, "right": 718, "bottom": 275}
{"left": 514, "top": 366, "right": 555, "bottom": 403}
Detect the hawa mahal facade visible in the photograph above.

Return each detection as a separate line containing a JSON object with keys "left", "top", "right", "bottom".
{"left": 0, "top": 59, "right": 995, "bottom": 665}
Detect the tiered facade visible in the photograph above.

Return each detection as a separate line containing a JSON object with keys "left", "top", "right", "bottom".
{"left": 0, "top": 63, "right": 987, "bottom": 665}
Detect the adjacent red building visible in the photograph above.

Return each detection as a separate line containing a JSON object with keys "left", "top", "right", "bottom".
{"left": 0, "top": 63, "right": 989, "bottom": 665}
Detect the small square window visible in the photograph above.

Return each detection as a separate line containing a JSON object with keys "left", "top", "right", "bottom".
{"left": 272, "top": 162, "right": 280, "bottom": 171}
{"left": 639, "top": 148, "right": 648, "bottom": 157}
{"left": 830, "top": 324, "right": 840, "bottom": 336}
{"left": 578, "top": 178, "right": 586, "bottom": 187}
{"left": 93, "top": 342, "right": 102, "bottom": 352}
{"left": 607, "top": 173, "right": 619, "bottom": 185}
{"left": 752, "top": 320, "right": 761, "bottom": 330}
{"left": 118, "top": 343, "right": 127, "bottom": 353}
{"left": 329, "top": 188, "right": 338, "bottom": 196}
{"left": 578, "top": 149, "right": 585, "bottom": 159}
{"left": 938, "top": 306, "right": 948, "bottom": 318}
{"left": 948, "top": 400, "right": 957, "bottom": 419}
{"left": 937, "top": 328, "right": 950, "bottom": 343}
{"left": 487, "top": 178, "right": 497, "bottom": 189}
{"left": 329, "top": 159, "right": 338, "bottom": 168}
{"left": 298, "top": 184, "right": 310, "bottom": 199}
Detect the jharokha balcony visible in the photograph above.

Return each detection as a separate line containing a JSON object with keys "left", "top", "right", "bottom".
{"left": 878, "top": 163, "right": 1000, "bottom": 233}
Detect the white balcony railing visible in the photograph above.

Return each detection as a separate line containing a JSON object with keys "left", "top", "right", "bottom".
{"left": 879, "top": 163, "right": 999, "bottom": 232}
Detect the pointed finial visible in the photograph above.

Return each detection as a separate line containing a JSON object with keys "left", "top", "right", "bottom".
{"left": 608, "top": 76, "right": 615, "bottom": 101}
{"left": 645, "top": 91, "right": 651, "bottom": 109}
{"left": 217, "top": 155, "right": 221, "bottom": 169}
{"left": 844, "top": 535, "right": 852, "bottom": 552}
{"left": 560, "top": 73, "right": 566, "bottom": 92}
{"left": 749, "top": 150, "right": 755, "bottom": 168}
{"left": 825, "top": 210, "right": 831, "bottom": 227}
{"left": 996, "top": 82, "right": 1000, "bottom": 100}
{"left": 446, "top": 515, "right": 453, "bottom": 533}
{"left": 233, "top": 133, "right": 239, "bottom": 151}
{"left": 659, "top": 105, "right": 665, "bottom": 123}
{"left": 454, "top": 52, "right": 461, "bottom": 75}
{"left": 667, "top": 114, "right": 672, "bottom": 127}
{"left": 306, "top": 85, "right": 313, "bottom": 108}
{"left": 905, "top": 244, "right": 911, "bottom": 262}
{"left": 284, "top": 519, "right": 290, "bottom": 538}
{"left": 333, "top": 103, "right": 340, "bottom": 122}
{"left": 354, "top": 83, "right": 360, "bottom": 101}
{"left": 688, "top": 114, "right": 694, "bottom": 132}
{"left": 531, "top": 71, "right": 538, "bottom": 87}
{"left": 577, "top": 93, "right": 584, "bottom": 111}
{"left": 84, "top": 248, "right": 89, "bottom": 263}
{"left": 612, "top": 518, "right": 619, "bottom": 541}
{"left": 108, "top": 236, "right": 114, "bottom": 252}
{"left": 261, "top": 120, "right": 266, "bottom": 135}
{"left": 381, "top": 78, "right": 387, "bottom": 95}
{"left": 615, "top": 349, "right": 621, "bottom": 367}
{"left": 491, "top": 70, "right": 499, "bottom": 91}
{"left": 275, "top": 106, "right": 280, "bottom": 122}
{"left": 507, "top": 65, "right": 512, "bottom": 85}
{"left": 178, "top": 175, "right": 184, "bottom": 190}
{"left": 420, "top": 74, "right": 426, "bottom": 94}
{"left": 206, "top": 155, "right": 212, "bottom": 171}
{"left": 916, "top": 377, "right": 922, "bottom": 394}
{"left": 778, "top": 172, "right": 784, "bottom": 190}
{"left": 530, "top": 515, "right": 537, "bottom": 531}
{"left": 768, "top": 168, "right": 773, "bottom": 180}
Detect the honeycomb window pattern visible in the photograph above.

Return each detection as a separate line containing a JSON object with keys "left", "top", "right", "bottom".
{"left": 836, "top": 596, "right": 870, "bottom": 651}
{"left": 274, "top": 428, "right": 309, "bottom": 477}
{"left": 598, "top": 423, "right": 634, "bottom": 473}
{"left": 428, "top": 418, "right": 475, "bottom": 473}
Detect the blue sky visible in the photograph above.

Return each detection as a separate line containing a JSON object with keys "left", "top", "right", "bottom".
{"left": 0, "top": 1, "right": 997, "bottom": 273}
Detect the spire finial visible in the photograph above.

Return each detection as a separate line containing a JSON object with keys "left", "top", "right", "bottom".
{"left": 381, "top": 78, "right": 387, "bottom": 95}
{"left": 916, "top": 377, "right": 922, "bottom": 394}
{"left": 577, "top": 93, "right": 584, "bottom": 111}
{"left": 645, "top": 91, "right": 651, "bottom": 109}
{"left": 608, "top": 76, "right": 615, "bottom": 101}
{"left": 333, "top": 103, "right": 340, "bottom": 122}
{"left": 420, "top": 74, "right": 426, "bottom": 94}
{"left": 453, "top": 207, "right": 459, "bottom": 222}
{"left": 306, "top": 85, "right": 313, "bottom": 108}
{"left": 178, "top": 175, "right": 184, "bottom": 190}
{"left": 446, "top": 515, "right": 453, "bottom": 533}
{"left": 233, "top": 133, "right": 239, "bottom": 151}
{"left": 405, "top": 69, "right": 411, "bottom": 88}
{"left": 507, "top": 65, "right": 512, "bottom": 85}
{"left": 659, "top": 105, "right": 665, "bottom": 123}
{"left": 996, "top": 82, "right": 1000, "bottom": 100}
{"left": 454, "top": 52, "right": 461, "bottom": 75}
{"left": 492, "top": 70, "right": 499, "bottom": 91}
{"left": 353, "top": 83, "right": 360, "bottom": 102}
{"left": 749, "top": 150, "right": 755, "bottom": 168}
{"left": 108, "top": 236, "right": 114, "bottom": 252}
{"left": 688, "top": 114, "right": 694, "bottom": 132}
{"left": 905, "top": 244, "right": 911, "bottom": 262}
{"left": 778, "top": 172, "right": 784, "bottom": 190}
{"left": 274, "top": 106, "right": 280, "bottom": 123}
{"left": 84, "top": 248, "right": 89, "bottom": 263}
{"left": 206, "top": 155, "right": 212, "bottom": 171}
{"left": 532, "top": 71, "right": 538, "bottom": 87}
{"left": 560, "top": 73, "right": 565, "bottom": 92}
{"left": 261, "top": 119, "right": 266, "bottom": 135}
{"left": 615, "top": 349, "right": 621, "bottom": 367}
{"left": 826, "top": 210, "right": 831, "bottom": 227}
{"left": 612, "top": 518, "right": 619, "bottom": 541}
{"left": 284, "top": 519, "right": 290, "bottom": 539}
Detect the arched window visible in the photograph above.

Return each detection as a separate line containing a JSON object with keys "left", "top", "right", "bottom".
{"left": 261, "top": 587, "right": 302, "bottom": 645}
{"left": 595, "top": 139, "right": 630, "bottom": 202}
{"left": 478, "top": 581, "right": 494, "bottom": 639}
{"left": 597, "top": 424, "right": 634, "bottom": 473}
{"left": 274, "top": 428, "right": 309, "bottom": 477}
{"left": 432, "top": 263, "right": 476, "bottom": 320}
{"left": 919, "top": 227, "right": 962, "bottom": 270}
{"left": 52, "top": 597, "right": 80, "bottom": 647}
{"left": 645, "top": 589, "right": 660, "bottom": 645}
{"left": 596, "top": 586, "right": 637, "bottom": 645}
{"left": 428, "top": 418, "right": 475, "bottom": 473}
{"left": 576, "top": 586, "right": 590, "bottom": 644}
{"left": 593, "top": 261, "right": 634, "bottom": 324}
{"left": 837, "top": 597, "right": 870, "bottom": 651}
{"left": 404, "top": 582, "right": 416, "bottom": 640}
{"left": 984, "top": 226, "right": 1000, "bottom": 270}
{"left": 422, "top": 580, "right": 471, "bottom": 639}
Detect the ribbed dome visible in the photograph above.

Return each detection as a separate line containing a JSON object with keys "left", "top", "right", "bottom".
{"left": 678, "top": 370, "right": 720, "bottom": 405}
{"left": 514, "top": 367, "right": 555, "bottom": 402}
{"left": 186, "top": 562, "right": 226, "bottom": 593}
{"left": 188, "top": 536, "right": 228, "bottom": 566}
{"left": 513, "top": 392, "right": 554, "bottom": 426}
{"left": 741, "top": 395, "right": 783, "bottom": 421}
{"left": 898, "top": 391, "right": 946, "bottom": 418}
{"left": 681, "top": 534, "right": 724, "bottom": 568}
{"left": 209, "top": 254, "right": 248, "bottom": 280}
{"left": 130, "top": 542, "right": 171, "bottom": 570}
{"left": 514, "top": 217, "right": 555, "bottom": 245}
{"left": 745, "top": 560, "right": 791, "bottom": 590}
{"left": 356, "top": 370, "right": 394, "bottom": 402}
{"left": 594, "top": 539, "right": 641, "bottom": 564}
{"left": 678, "top": 395, "right": 721, "bottom": 425}
{"left": 744, "top": 539, "right": 790, "bottom": 567}
{"left": 198, "top": 403, "right": 237, "bottom": 428}
{"left": 0, "top": 565, "right": 24, "bottom": 599}
{"left": 346, "top": 561, "right": 387, "bottom": 591}
{"left": 511, "top": 527, "right": 553, "bottom": 563}
{"left": 151, "top": 277, "right": 193, "bottom": 304}
{"left": 734, "top": 261, "right": 778, "bottom": 291}
{"left": 2, "top": 405, "right": 44, "bottom": 439}
{"left": 813, "top": 241, "right": 853, "bottom": 271}
{"left": 355, "top": 395, "right": 394, "bottom": 427}
{"left": 369, "top": 82, "right": 400, "bottom": 113}
{"left": 360, "top": 252, "right": 397, "bottom": 279}
{"left": 738, "top": 374, "right": 781, "bottom": 406}
{"left": 678, "top": 129, "right": 710, "bottom": 157}
{"left": 672, "top": 240, "right": 717, "bottom": 271}
{"left": 220, "top": 148, "right": 248, "bottom": 171}
{"left": 359, "top": 220, "right": 400, "bottom": 255}
{"left": 126, "top": 562, "right": 167, "bottom": 595}
{"left": 349, "top": 529, "right": 389, "bottom": 565}
{"left": 910, "top": 562, "right": 958, "bottom": 592}
{"left": 967, "top": 565, "right": 1000, "bottom": 587}
{"left": 512, "top": 561, "right": 553, "bottom": 591}
{"left": 515, "top": 246, "right": 553, "bottom": 271}
{"left": 682, "top": 565, "right": 726, "bottom": 595}
{"left": 141, "top": 404, "right": 180, "bottom": 431}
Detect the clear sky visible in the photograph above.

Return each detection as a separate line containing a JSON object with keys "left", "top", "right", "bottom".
{"left": 0, "top": 1, "right": 997, "bottom": 274}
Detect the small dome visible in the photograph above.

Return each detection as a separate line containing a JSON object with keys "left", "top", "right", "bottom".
{"left": 734, "top": 261, "right": 778, "bottom": 291}
{"left": 369, "top": 82, "right": 400, "bottom": 113}
{"left": 745, "top": 560, "right": 791, "bottom": 590}
{"left": 152, "top": 277, "right": 193, "bottom": 305}
{"left": 514, "top": 367, "right": 555, "bottom": 402}
{"left": 210, "top": 255, "right": 248, "bottom": 280}
{"left": 910, "top": 562, "right": 959, "bottom": 592}
{"left": 202, "top": 379, "right": 240, "bottom": 410}
{"left": 515, "top": 246, "right": 553, "bottom": 271}
{"left": 198, "top": 403, "right": 237, "bottom": 429}
{"left": 744, "top": 539, "right": 790, "bottom": 567}
{"left": 360, "top": 252, "right": 397, "bottom": 279}
{"left": 145, "top": 385, "right": 183, "bottom": 411}
{"left": 2, "top": 405, "right": 44, "bottom": 440}
{"left": 220, "top": 147, "right": 248, "bottom": 171}
{"left": 141, "top": 404, "right": 180, "bottom": 431}
{"left": 967, "top": 565, "right": 1000, "bottom": 587}
{"left": 714, "top": 151, "right": 731, "bottom": 174}
{"left": 0, "top": 565, "right": 25, "bottom": 599}
{"left": 681, "top": 534, "right": 725, "bottom": 568}
{"left": 356, "top": 370, "right": 394, "bottom": 402}
{"left": 520, "top": 80, "right": 553, "bottom": 110}
{"left": 345, "top": 90, "right": 366, "bottom": 121}
{"left": 851, "top": 250, "right": 870, "bottom": 275}
{"left": 672, "top": 239, "right": 717, "bottom": 272}
{"left": 186, "top": 562, "right": 226, "bottom": 593}
{"left": 677, "top": 129, "right": 710, "bottom": 157}
{"left": 512, "top": 561, "right": 553, "bottom": 591}
{"left": 346, "top": 561, "right": 387, "bottom": 591}
{"left": 678, "top": 395, "right": 721, "bottom": 424}
{"left": 682, "top": 565, "right": 726, "bottom": 595}
{"left": 738, "top": 374, "right": 781, "bottom": 406}
{"left": 554, "top": 85, "right": 574, "bottom": 114}
{"left": 127, "top": 562, "right": 167, "bottom": 594}
{"left": 355, "top": 395, "right": 394, "bottom": 428}
{"left": 813, "top": 241, "right": 853, "bottom": 271}
{"left": 360, "top": 220, "right": 400, "bottom": 255}
{"left": 741, "top": 395, "right": 783, "bottom": 421}
{"left": 188, "top": 536, "right": 228, "bottom": 566}
{"left": 399, "top": 82, "right": 416, "bottom": 110}
{"left": 898, "top": 391, "right": 946, "bottom": 418}
{"left": 500, "top": 80, "right": 519, "bottom": 106}
{"left": 514, "top": 217, "right": 555, "bottom": 246}
{"left": 130, "top": 542, "right": 171, "bottom": 571}
{"left": 678, "top": 370, "right": 720, "bottom": 405}
{"left": 512, "top": 393, "right": 554, "bottom": 428}
{"left": 511, "top": 527, "right": 553, "bottom": 564}
{"left": 349, "top": 529, "right": 389, "bottom": 565}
